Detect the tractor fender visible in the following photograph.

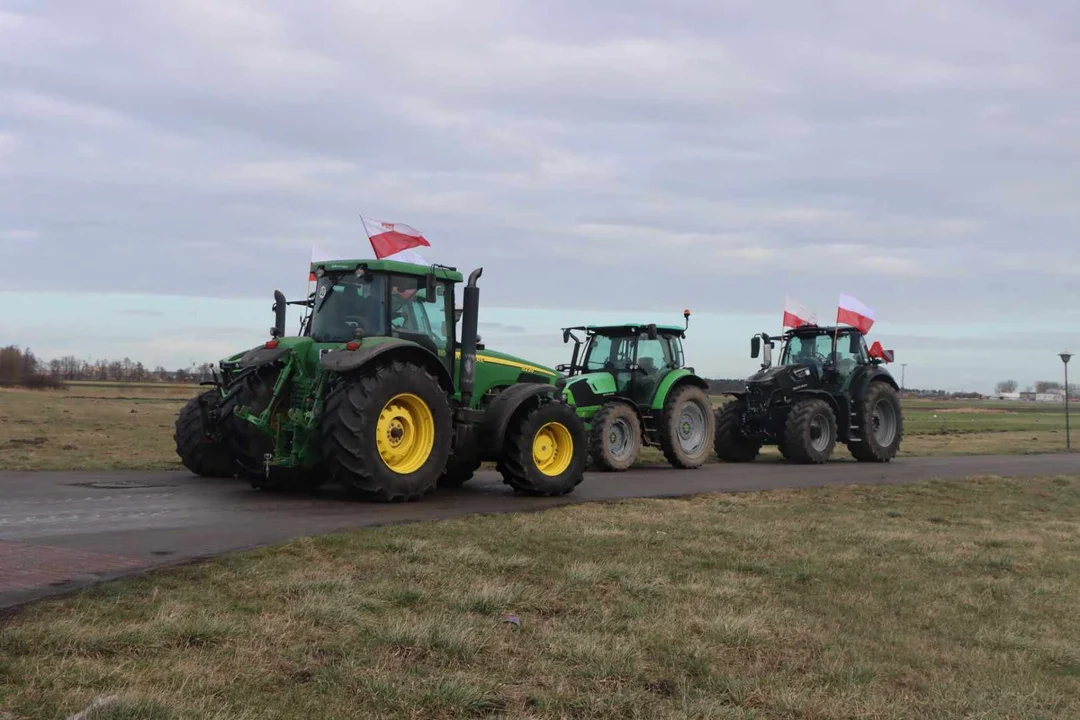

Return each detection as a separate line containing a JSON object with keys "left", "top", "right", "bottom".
{"left": 479, "top": 383, "right": 560, "bottom": 454}
{"left": 850, "top": 368, "right": 900, "bottom": 403}
{"left": 320, "top": 339, "right": 453, "bottom": 391}
{"left": 650, "top": 369, "right": 710, "bottom": 410}
{"left": 237, "top": 345, "right": 291, "bottom": 368}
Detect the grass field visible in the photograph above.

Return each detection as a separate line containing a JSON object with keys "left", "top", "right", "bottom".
{"left": 2, "top": 475, "right": 1078, "bottom": 718}
{"left": 2, "top": 385, "right": 1070, "bottom": 471}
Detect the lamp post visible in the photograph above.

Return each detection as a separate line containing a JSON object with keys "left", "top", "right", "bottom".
{"left": 1061, "top": 353, "right": 1072, "bottom": 450}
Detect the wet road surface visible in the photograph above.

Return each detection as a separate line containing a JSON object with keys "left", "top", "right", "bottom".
{"left": 2, "top": 453, "right": 1076, "bottom": 610}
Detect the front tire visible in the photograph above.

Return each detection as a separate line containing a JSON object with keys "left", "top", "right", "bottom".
{"left": 589, "top": 402, "right": 642, "bottom": 471}
{"left": 659, "top": 384, "right": 715, "bottom": 469}
{"left": 498, "top": 400, "right": 587, "bottom": 496}
{"left": 174, "top": 390, "right": 236, "bottom": 477}
{"left": 712, "top": 401, "right": 760, "bottom": 462}
{"left": 321, "top": 361, "right": 452, "bottom": 502}
{"left": 783, "top": 398, "right": 837, "bottom": 464}
{"left": 849, "top": 382, "right": 903, "bottom": 462}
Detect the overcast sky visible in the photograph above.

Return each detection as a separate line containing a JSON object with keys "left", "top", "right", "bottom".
{"left": 1, "top": 1, "right": 1077, "bottom": 390}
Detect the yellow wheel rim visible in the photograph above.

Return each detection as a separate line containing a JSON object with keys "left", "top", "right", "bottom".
{"left": 532, "top": 422, "right": 574, "bottom": 477}
{"left": 375, "top": 393, "right": 435, "bottom": 474}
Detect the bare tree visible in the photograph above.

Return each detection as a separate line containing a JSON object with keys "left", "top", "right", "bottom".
{"left": 995, "top": 380, "right": 1018, "bottom": 393}
{"left": 1035, "top": 380, "right": 1063, "bottom": 394}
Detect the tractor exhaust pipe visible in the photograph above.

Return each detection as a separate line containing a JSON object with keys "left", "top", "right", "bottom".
{"left": 459, "top": 267, "right": 482, "bottom": 409}
{"left": 272, "top": 290, "right": 287, "bottom": 338}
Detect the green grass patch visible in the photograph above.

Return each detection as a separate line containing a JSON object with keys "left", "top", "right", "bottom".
{"left": 2, "top": 475, "right": 1079, "bottom": 718}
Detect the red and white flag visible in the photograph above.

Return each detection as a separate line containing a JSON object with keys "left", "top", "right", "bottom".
{"left": 362, "top": 217, "right": 430, "bottom": 265}
{"left": 783, "top": 296, "right": 817, "bottom": 328}
{"left": 309, "top": 243, "right": 334, "bottom": 283}
{"left": 837, "top": 293, "right": 875, "bottom": 334}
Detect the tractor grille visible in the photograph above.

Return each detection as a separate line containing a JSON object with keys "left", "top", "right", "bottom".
{"left": 746, "top": 385, "right": 772, "bottom": 413}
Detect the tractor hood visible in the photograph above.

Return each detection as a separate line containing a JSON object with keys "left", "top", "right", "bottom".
{"left": 747, "top": 364, "right": 818, "bottom": 393}
{"left": 472, "top": 348, "right": 560, "bottom": 381}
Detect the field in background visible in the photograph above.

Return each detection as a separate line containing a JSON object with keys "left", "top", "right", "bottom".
{"left": 3, "top": 475, "right": 1078, "bottom": 718}
{"left": 0, "top": 385, "right": 1073, "bottom": 472}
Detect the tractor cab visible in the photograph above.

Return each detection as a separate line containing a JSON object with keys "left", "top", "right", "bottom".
{"left": 560, "top": 322, "right": 688, "bottom": 407}
{"left": 303, "top": 260, "right": 454, "bottom": 362}
{"left": 754, "top": 325, "right": 892, "bottom": 393}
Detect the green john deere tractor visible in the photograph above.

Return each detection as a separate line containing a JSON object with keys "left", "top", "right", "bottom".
{"left": 713, "top": 324, "right": 902, "bottom": 464}
{"left": 558, "top": 312, "right": 715, "bottom": 471}
{"left": 173, "top": 258, "right": 588, "bottom": 501}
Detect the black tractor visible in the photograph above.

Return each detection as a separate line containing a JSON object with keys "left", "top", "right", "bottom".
{"left": 713, "top": 325, "right": 902, "bottom": 464}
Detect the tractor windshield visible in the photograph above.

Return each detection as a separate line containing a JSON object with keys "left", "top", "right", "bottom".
{"left": 310, "top": 273, "right": 388, "bottom": 343}
{"left": 781, "top": 334, "right": 833, "bottom": 367}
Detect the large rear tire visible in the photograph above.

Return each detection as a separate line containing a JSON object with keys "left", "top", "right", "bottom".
{"left": 849, "top": 382, "right": 903, "bottom": 462}
{"left": 321, "top": 361, "right": 452, "bottom": 502}
{"left": 783, "top": 398, "right": 837, "bottom": 464}
{"left": 174, "top": 390, "right": 236, "bottom": 477}
{"left": 589, "top": 402, "right": 642, "bottom": 472}
{"left": 712, "top": 401, "right": 760, "bottom": 463}
{"left": 659, "top": 384, "right": 715, "bottom": 469}
{"left": 498, "top": 400, "right": 587, "bottom": 496}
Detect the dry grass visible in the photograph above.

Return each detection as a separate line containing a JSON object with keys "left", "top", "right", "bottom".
{"left": 0, "top": 386, "right": 1073, "bottom": 472}
{"left": 2, "top": 475, "right": 1079, "bottom": 719}
{"left": 0, "top": 385, "right": 197, "bottom": 471}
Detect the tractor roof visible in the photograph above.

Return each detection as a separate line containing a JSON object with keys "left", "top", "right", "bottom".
{"left": 309, "top": 258, "right": 464, "bottom": 282}
{"left": 785, "top": 324, "right": 862, "bottom": 337}
{"left": 586, "top": 324, "right": 685, "bottom": 335}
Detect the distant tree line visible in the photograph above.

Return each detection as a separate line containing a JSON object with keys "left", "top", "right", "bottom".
{"left": 995, "top": 379, "right": 1077, "bottom": 396}
{"left": 0, "top": 345, "right": 217, "bottom": 388}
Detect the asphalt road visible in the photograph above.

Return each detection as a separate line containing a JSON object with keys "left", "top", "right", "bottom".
{"left": 1, "top": 453, "right": 1076, "bottom": 610}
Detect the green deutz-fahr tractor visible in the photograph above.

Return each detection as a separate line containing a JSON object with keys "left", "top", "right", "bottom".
{"left": 557, "top": 312, "right": 715, "bottom": 471}
{"left": 713, "top": 324, "right": 902, "bottom": 464}
{"left": 173, "top": 259, "right": 588, "bottom": 501}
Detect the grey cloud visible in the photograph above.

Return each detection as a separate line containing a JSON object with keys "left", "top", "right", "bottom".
{"left": 1, "top": 0, "right": 1078, "bottom": 335}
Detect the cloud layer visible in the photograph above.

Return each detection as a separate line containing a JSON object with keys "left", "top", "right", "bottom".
{"left": 1, "top": 0, "right": 1078, "bottom": 387}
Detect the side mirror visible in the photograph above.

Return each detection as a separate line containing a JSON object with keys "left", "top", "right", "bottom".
{"left": 751, "top": 336, "right": 761, "bottom": 359}
{"left": 646, "top": 323, "right": 658, "bottom": 340}
{"left": 849, "top": 333, "right": 862, "bottom": 355}
{"left": 563, "top": 329, "right": 572, "bottom": 344}
{"left": 424, "top": 273, "right": 437, "bottom": 303}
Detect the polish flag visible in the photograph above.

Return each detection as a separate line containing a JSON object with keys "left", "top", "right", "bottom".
{"left": 309, "top": 244, "right": 334, "bottom": 283}
{"left": 362, "top": 217, "right": 430, "bottom": 265}
{"left": 783, "top": 297, "right": 817, "bottom": 329}
{"left": 837, "top": 293, "right": 876, "bottom": 334}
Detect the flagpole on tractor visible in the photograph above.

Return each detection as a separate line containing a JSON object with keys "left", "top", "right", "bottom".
{"left": 359, "top": 214, "right": 375, "bottom": 255}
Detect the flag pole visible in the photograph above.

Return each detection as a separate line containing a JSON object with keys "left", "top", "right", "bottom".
{"left": 359, "top": 214, "right": 375, "bottom": 256}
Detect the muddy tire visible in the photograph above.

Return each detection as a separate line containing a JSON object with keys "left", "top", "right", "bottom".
{"left": 659, "top": 384, "right": 715, "bottom": 469}
{"left": 849, "top": 382, "right": 903, "bottom": 462}
{"left": 174, "top": 390, "right": 236, "bottom": 478}
{"left": 712, "top": 401, "right": 760, "bottom": 463}
{"left": 498, "top": 400, "right": 587, "bottom": 496}
{"left": 220, "top": 368, "right": 280, "bottom": 480}
{"left": 321, "top": 361, "right": 452, "bottom": 502}
{"left": 589, "top": 402, "right": 642, "bottom": 471}
{"left": 783, "top": 398, "right": 837, "bottom": 464}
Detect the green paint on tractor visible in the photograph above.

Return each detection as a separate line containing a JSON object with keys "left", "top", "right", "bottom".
{"left": 174, "top": 258, "right": 588, "bottom": 502}
{"left": 557, "top": 314, "right": 715, "bottom": 472}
